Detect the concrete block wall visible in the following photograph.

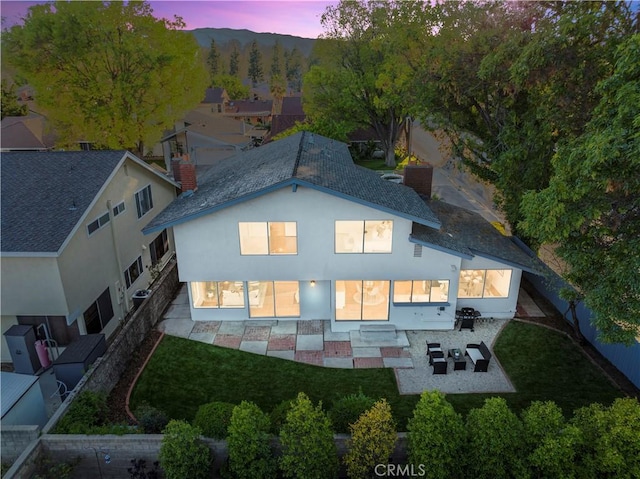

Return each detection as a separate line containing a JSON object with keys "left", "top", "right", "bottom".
{"left": 0, "top": 425, "right": 40, "bottom": 463}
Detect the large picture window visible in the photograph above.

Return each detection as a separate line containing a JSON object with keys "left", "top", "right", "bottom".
{"left": 393, "top": 280, "right": 449, "bottom": 303}
{"left": 84, "top": 288, "right": 114, "bottom": 334}
{"left": 135, "top": 185, "right": 153, "bottom": 218}
{"left": 335, "top": 220, "right": 393, "bottom": 253}
{"left": 248, "top": 281, "right": 300, "bottom": 318}
{"left": 335, "top": 280, "right": 390, "bottom": 321}
{"left": 149, "top": 229, "right": 169, "bottom": 265}
{"left": 458, "top": 269, "right": 512, "bottom": 298}
{"left": 191, "top": 281, "right": 245, "bottom": 308}
{"left": 238, "top": 222, "right": 297, "bottom": 255}
{"left": 124, "top": 256, "right": 143, "bottom": 289}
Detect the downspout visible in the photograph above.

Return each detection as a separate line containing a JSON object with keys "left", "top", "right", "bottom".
{"left": 107, "top": 200, "right": 131, "bottom": 316}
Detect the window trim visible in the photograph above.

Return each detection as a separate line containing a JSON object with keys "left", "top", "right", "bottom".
{"left": 112, "top": 201, "right": 126, "bottom": 217}
{"left": 124, "top": 256, "right": 143, "bottom": 289}
{"left": 392, "top": 280, "right": 450, "bottom": 304}
{"left": 238, "top": 221, "right": 298, "bottom": 256}
{"left": 334, "top": 220, "right": 393, "bottom": 254}
{"left": 86, "top": 211, "right": 111, "bottom": 236}
{"left": 149, "top": 229, "right": 169, "bottom": 266}
{"left": 134, "top": 184, "right": 153, "bottom": 219}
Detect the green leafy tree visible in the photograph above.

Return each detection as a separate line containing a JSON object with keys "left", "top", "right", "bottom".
{"left": 520, "top": 33, "right": 640, "bottom": 344}
{"left": 521, "top": 401, "right": 580, "bottom": 479}
{"left": 227, "top": 401, "right": 277, "bottom": 479}
{"left": 229, "top": 46, "right": 240, "bottom": 76}
{"left": 284, "top": 47, "right": 303, "bottom": 92}
{"left": 2, "top": 1, "right": 208, "bottom": 156}
{"left": 212, "top": 74, "right": 250, "bottom": 100}
{"left": 344, "top": 399, "right": 397, "bottom": 479}
{"left": 306, "top": 0, "right": 425, "bottom": 167}
{"left": 571, "top": 398, "right": 640, "bottom": 479}
{"left": 207, "top": 38, "right": 220, "bottom": 81}
{"left": 248, "top": 39, "right": 264, "bottom": 87}
{"left": 159, "top": 420, "right": 211, "bottom": 479}
{"left": 1, "top": 80, "right": 27, "bottom": 119}
{"left": 407, "top": 390, "right": 464, "bottom": 479}
{"left": 465, "top": 397, "right": 527, "bottom": 479}
{"left": 279, "top": 392, "right": 338, "bottom": 479}
{"left": 270, "top": 40, "right": 282, "bottom": 79}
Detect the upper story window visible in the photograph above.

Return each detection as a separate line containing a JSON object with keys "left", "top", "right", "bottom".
{"left": 335, "top": 220, "right": 393, "bottom": 253}
{"left": 124, "top": 256, "right": 143, "bottom": 289}
{"left": 112, "top": 201, "right": 125, "bottom": 217}
{"left": 393, "top": 280, "right": 449, "bottom": 303}
{"left": 238, "top": 222, "right": 297, "bottom": 255}
{"left": 135, "top": 185, "right": 153, "bottom": 219}
{"left": 87, "top": 212, "right": 110, "bottom": 236}
{"left": 150, "top": 229, "right": 169, "bottom": 266}
{"left": 458, "top": 269, "right": 512, "bottom": 298}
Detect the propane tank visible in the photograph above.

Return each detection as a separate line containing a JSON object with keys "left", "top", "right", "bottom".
{"left": 35, "top": 340, "right": 51, "bottom": 368}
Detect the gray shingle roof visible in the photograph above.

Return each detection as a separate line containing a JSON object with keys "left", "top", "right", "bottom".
{"left": 411, "top": 200, "right": 544, "bottom": 273}
{"left": 144, "top": 131, "right": 441, "bottom": 233}
{"left": 1, "top": 150, "right": 127, "bottom": 253}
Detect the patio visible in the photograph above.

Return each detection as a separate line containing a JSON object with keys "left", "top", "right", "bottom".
{"left": 156, "top": 284, "right": 544, "bottom": 394}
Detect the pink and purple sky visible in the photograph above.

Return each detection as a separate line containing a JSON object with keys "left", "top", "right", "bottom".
{"left": 1, "top": 0, "right": 338, "bottom": 38}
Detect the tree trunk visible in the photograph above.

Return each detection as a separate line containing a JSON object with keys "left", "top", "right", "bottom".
{"left": 568, "top": 300, "right": 586, "bottom": 344}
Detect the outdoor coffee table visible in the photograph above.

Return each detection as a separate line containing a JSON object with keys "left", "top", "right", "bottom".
{"left": 448, "top": 348, "right": 466, "bottom": 370}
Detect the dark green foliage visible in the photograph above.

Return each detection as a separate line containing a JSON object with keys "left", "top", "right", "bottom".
{"left": 329, "top": 390, "right": 376, "bottom": 433}
{"left": 279, "top": 392, "right": 339, "bottom": 479}
{"left": 207, "top": 39, "right": 220, "bottom": 80}
{"left": 53, "top": 391, "right": 107, "bottom": 434}
{"left": 134, "top": 402, "right": 169, "bottom": 434}
{"left": 248, "top": 39, "right": 264, "bottom": 87}
{"left": 227, "top": 401, "right": 277, "bottom": 479}
{"left": 229, "top": 47, "right": 240, "bottom": 76}
{"left": 192, "top": 401, "right": 235, "bottom": 439}
{"left": 407, "top": 391, "right": 464, "bottom": 479}
{"left": 128, "top": 458, "right": 159, "bottom": 479}
{"left": 159, "top": 420, "right": 211, "bottom": 479}
{"left": 32, "top": 454, "right": 80, "bottom": 479}
{"left": 465, "top": 397, "right": 528, "bottom": 479}
{"left": 1, "top": 80, "right": 27, "bottom": 119}
{"left": 268, "top": 398, "right": 294, "bottom": 434}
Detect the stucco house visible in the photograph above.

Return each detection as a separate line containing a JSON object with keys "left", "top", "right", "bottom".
{"left": 1, "top": 151, "right": 178, "bottom": 361}
{"left": 143, "top": 132, "right": 540, "bottom": 332}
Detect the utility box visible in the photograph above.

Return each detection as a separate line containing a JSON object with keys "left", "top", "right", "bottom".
{"left": 52, "top": 334, "right": 106, "bottom": 396}
{"left": 3, "top": 325, "right": 40, "bottom": 375}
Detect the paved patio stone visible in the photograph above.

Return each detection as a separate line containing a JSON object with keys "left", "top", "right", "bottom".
{"left": 218, "top": 321, "right": 247, "bottom": 335}
{"left": 324, "top": 341, "right": 353, "bottom": 357}
{"left": 323, "top": 357, "right": 354, "bottom": 369}
{"left": 240, "top": 340, "right": 268, "bottom": 355}
{"left": 294, "top": 350, "right": 324, "bottom": 365}
{"left": 188, "top": 332, "right": 215, "bottom": 344}
{"left": 267, "top": 350, "right": 296, "bottom": 361}
{"left": 297, "top": 320, "right": 324, "bottom": 335}
{"left": 213, "top": 334, "right": 242, "bottom": 349}
{"left": 243, "top": 326, "right": 271, "bottom": 341}
{"left": 323, "top": 321, "right": 350, "bottom": 341}
{"left": 267, "top": 334, "right": 296, "bottom": 351}
{"left": 352, "top": 347, "right": 381, "bottom": 358}
{"left": 353, "top": 357, "right": 384, "bottom": 368}
{"left": 380, "top": 347, "right": 412, "bottom": 358}
{"left": 162, "top": 304, "right": 192, "bottom": 319}
{"left": 156, "top": 318, "right": 194, "bottom": 338}
{"left": 191, "top": 321, "right": 221, "bottom": 334}
{"left": 383, "top": 357, "right": 414, "bottom": 368}
{"left": 271, "top": 321, "right": 298, "bottom": 335}
{"left": 296, "top": 334, "right": 324, "bottom": 351}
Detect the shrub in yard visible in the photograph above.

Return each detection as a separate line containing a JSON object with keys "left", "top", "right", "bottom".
{"left": 344, "top": 398, "right": 397, "bottom": 479}
{"left": 570, "top": 397, "right": 640, "bottom": 479}
{"left": 269, "top": 398, "right": 294, "bottom": 434}
{"left": 159, "top": 420, "right": 211, "bottom": 479}
{"left": 53, "top": 390, "right": 108, "bottom": 433}
{"left": 329, "top": 390, "right": 376, "bottom": 433}
{"left": 227, "top": 401, "right": 277, "bottom": 479}
{"left": 279, "top": 392, "right": 339, "bottom": 479}
{"left": 465, "top": 397, "right": 527, "bottom": 479}
{"left": 134, "top": 402, "right": 169, "bottom": 434}
{"left": 407, "top": 390, "right": 464, "bottom": 479}
{"left": 521, "top": 401, "right": 580, "bottom": 479}
{"left": 192, "top": 401, "right": 235, "bottom": 439}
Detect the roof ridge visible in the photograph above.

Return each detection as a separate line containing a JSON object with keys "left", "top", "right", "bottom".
{"left": 292, "top": 131, "right": 306, "bottom": 177}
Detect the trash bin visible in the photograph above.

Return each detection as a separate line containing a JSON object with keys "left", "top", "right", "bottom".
{"left": 132, "top": 289, "right": 151, "bottom": 308}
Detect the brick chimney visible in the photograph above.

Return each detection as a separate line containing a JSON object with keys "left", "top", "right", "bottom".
{"left": 172, "top": 154, "right": 197, "bottom": 193}
{"left": 403, "top": 163, "right": 433, "bottom": 198}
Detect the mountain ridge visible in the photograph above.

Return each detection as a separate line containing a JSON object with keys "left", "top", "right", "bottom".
{"left": 188, "top": 27, "right": 316, "bottom": 56}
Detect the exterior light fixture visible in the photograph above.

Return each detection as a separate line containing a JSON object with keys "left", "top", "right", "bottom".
{"left": 310, "top": 280, "right": 316, "bottom": 287}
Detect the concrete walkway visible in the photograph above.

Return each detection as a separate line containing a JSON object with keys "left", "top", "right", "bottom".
{"left": 156, "top": 284, "right": 547, "bottom": 394}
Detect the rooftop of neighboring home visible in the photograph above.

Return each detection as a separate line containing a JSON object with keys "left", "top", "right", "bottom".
{"left": 0, "top": 112, "right": 57, "bottom": 151}
{"left": 202, "top": 87, "right": 226, "bottom": 104}
{"left": 225, "top": 98, "right": 273, "bottom": 116}
{"left": 161, "top": 110, "right": 249, "bottom": 146}
{"left": 0, "top": 150, "right": 175, "bottom": 255}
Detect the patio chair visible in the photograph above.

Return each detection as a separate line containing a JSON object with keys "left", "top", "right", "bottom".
{"left": 431, "top": 353, "right": 448, "bottom": 375}
{"left": 426, "top": 342, "right": 442, "bottom": 355}
{"left": 428, "top": 350, "right": 445, "bottom": 366}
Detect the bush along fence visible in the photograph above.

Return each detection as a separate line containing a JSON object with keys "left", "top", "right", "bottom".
{"left": 6, "top": 391, "right": 639, "bottom": 479}
{"left": 2, "top": 260, "right": 180, "bottom": 478}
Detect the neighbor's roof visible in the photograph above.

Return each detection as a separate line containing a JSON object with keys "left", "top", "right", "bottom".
{"left": 1, "top": 150, "right": 177, "bottom": 255}
{"left": 202, "top": 87, "right": 225, "bottom": 104}
{"left": 411, "top": 200, "right": 544, "bottom": 273}
{"left": 1, "top": 113, "right": 57, "bottom": 151}
{"left": 144, "top": 131, "right": 441, "bottom": 234}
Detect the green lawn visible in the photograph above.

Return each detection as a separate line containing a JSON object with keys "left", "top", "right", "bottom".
{"left": 130, "top": 321, "right": 623, "bottom": 430}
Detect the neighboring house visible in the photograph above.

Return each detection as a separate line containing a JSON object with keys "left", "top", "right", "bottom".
{"left": 1, "top": 151, "right": 178, "bottom": 362}
{"left": 197, "top": 87, "right": 229, "bottom": 115}
{"left": 0, "top": 113, "right": 56, "bottom": 152}
{"left": 159, "top": 110, "right": 248, "bottom": 172}
{"left": 224, "top": 98, "right": 273, "bottom": 125}
{"left": 144, "top": 132, "right": 540, "bottom": 332}
{"left": 267, "top": 96, "right": 306, "bottom": 140}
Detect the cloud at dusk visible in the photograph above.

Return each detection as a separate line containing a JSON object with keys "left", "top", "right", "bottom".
{"left": 1, "top": 1, "right": 339, "bottom": 39}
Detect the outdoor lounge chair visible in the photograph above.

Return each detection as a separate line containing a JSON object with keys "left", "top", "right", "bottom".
{"left": 430, "top": 351, "right": 447, "bottom": 374}
{"left": 427, "top": 343, "right": 443, "bottom": 364}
